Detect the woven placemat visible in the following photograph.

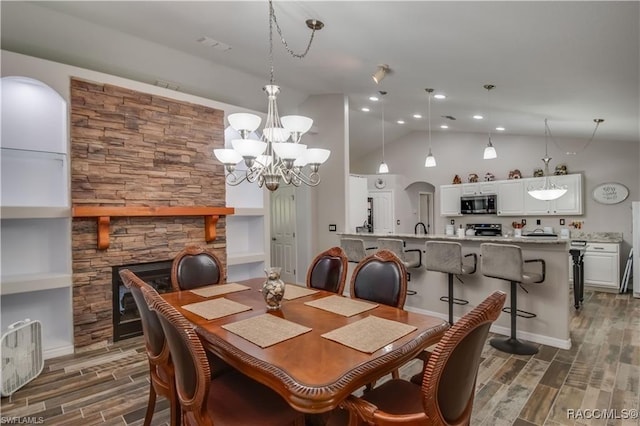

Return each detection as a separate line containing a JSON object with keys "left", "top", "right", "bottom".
{"left": 181, "top": 298, "right": 252, "bottom": 320}
{"left": 321, "top": 316, "right": 417, "bottom": 353}
{"left": 304, "top": 295, "right": 378, "bottom": 317}
{"left": 189, "top": 283, "right": 251, "bottom": 298}
{"left": 222, "top": 314, "right": 312, "bottom": 348}
{"left": 283, "top": 284, "right": 319, "bottom": 300}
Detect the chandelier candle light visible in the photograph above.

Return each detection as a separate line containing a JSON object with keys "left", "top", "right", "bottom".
{"left": 214, "top": 0, "right": 329, "bottom": 191}
{"left": 424, "top": 88, "right": 436, "bottom": 168}
{"left": 527, "top": 118, "right": 568, "bottom": 201}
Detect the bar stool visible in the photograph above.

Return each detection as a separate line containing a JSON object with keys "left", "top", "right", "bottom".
{"left": 480, "top": 243, "right": 545, "bottom": 355}
{"left": 377, "top": 238, "right": 421, "bottom": 295}
{"left": 425, "top": 241, "right": 477, "bottom": 325}
{"left": 340, "top": 238, "right": 377, "bottom": 263}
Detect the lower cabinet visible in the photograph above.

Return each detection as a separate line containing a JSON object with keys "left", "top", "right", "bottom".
{"left": 571, "top": 243, "right": 620, "bottom": 291}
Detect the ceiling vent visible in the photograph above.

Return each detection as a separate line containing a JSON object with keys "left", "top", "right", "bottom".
{"left": 197, "top": 36, "right": 232, "bottom": 51}
{"left": 155, "top": 80, "right": 180, "bottom": 91}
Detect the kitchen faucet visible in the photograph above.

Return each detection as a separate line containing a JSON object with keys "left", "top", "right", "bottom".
{"left": 415, "top": 222, "right": 427, "bottom": 235}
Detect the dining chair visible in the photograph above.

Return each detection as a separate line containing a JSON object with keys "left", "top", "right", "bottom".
{"left": 119, "top": 269, "right": 179, "bottom": 426}
{"left": 306, "top": 246, "right": 349, "bottom": 294}
{"left": 171, "top": 245, "right": 225, "bottom": 291}
{"left": 335, "top": 290, "right": 507, "bottom": 426}
{"left": 142, "top": 285, "right": 305, "bottom": 426}
{"left": 350, "top": 249, "right": 408, "bottom": 309}
{"left": 349, "top": 249, "right": 408, "bottom": 389}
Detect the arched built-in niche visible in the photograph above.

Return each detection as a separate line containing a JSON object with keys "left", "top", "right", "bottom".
{"left": 1, "top": 76, "right": 73, "bottom": 358}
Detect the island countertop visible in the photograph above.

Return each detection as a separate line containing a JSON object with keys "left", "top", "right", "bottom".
{"left": 338, "top": 232, "right": 623, "bottom": 244}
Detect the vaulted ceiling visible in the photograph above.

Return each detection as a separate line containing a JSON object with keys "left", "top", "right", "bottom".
{"left": 2, "top": 1, "right": 638, "bottom": 159}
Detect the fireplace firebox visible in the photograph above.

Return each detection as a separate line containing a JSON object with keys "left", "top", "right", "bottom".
{"left": 112, "top": 259, "right": 173, "bottom": 341}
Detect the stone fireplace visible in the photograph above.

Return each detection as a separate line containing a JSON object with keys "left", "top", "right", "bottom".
{"left": 70, "top": 78, "right": 227, "bottom": 351}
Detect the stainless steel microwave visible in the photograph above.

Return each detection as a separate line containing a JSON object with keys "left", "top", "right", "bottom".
{"left": 460, "top": 195, "right": 497, "bottom": 214}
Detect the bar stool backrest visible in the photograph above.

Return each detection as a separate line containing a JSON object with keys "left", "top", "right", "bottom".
{"left": 340, "top": 238, "right": 369, "bottom": 263}
{"left": 425, "top": 241, "right": 463, "bottom": 275}
{"left": 481, "top": 243, "right": 524, "bottom": 282}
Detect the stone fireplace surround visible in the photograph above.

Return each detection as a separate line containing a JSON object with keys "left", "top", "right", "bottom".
{"left": 70, "top": 78, "right": 227, "bottom": 351}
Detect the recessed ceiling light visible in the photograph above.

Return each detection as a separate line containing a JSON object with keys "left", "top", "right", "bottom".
{"left": 361, "top": 107, "right": 370, "bottom": 112}
{"left": 473, "top": 115, "right": 484, "bottom": 120}
{"left": 369, "top": 96, "right": 379, "bottom": 101}
{"left": 434, "top": 94, "right": 446, "bottom": 100}
{"left": 440, "top": 124, "right": 449, "bottom": 129}
{"left": 496, "top": 126, "right": 505, "bottom": 131}
{"left": 397, "top": 120, "right": 405, "bottom": 124}
{"left": 413, "top": 114, "right": 422, "bottom": 119}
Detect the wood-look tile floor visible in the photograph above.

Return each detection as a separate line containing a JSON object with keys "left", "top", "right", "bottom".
{"left": 2, "top": 290, "right": 638, "bottom": 425}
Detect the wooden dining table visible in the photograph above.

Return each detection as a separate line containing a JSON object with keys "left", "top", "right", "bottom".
{"left": 161, "top": 278, "right": 449, "bottom": 414}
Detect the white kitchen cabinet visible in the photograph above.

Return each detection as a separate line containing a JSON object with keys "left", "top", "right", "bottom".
{"left": 440, "top": 185, "right": 462, "bottom": 216}
{"left": 549, "top": 174, "right": 582, "bottom": 215}
{"left": 499, "top": 174, "right": 582, "bottom": 216}
{"left": 496, "top": 179, "right": 525, "bottom": 215}
{"left": 583, "top": 243, "right": 619, "bottom": 291}
{"left": 0, "top": 76, "right": 74, "bottom": 359}
{"left": 462, "top": 182, "right": 496, "bottom": 195}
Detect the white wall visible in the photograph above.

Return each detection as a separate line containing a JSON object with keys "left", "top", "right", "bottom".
{"left": 352, "top": 130, "right": 639, "bottom": 262}
{"left": 299, "top": 94, "right": 349, "bottom": 257}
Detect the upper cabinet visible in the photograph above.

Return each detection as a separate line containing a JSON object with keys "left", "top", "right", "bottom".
{"left": 461, "top": 182, "right": 496, "bottom": 196}
{"left": 496, "top": 174, "right": 582, "bottom": 216}
{"left": 442, "top": 174, "right": 583, "bottom": 217}
{"left": 496, "top": 180, "right": 525, "bottom": 215}
{"left": 440, "top": 185, "right": 462, "bottom": 216}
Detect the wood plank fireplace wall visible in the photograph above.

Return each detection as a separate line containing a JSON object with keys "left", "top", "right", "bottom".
{"left": 70, "top": 78, "right": 226, "bottom": 351}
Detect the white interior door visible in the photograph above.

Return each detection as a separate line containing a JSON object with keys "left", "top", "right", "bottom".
{"left": 271, "top": 186, "right": 297, "bottom": 283}
{"left": 370, "top": 190, "right": 394, "bottom": 234}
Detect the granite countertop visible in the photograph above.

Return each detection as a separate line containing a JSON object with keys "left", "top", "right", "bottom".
{"left": 338, "top": 231, "right": 623, "bottom": 245}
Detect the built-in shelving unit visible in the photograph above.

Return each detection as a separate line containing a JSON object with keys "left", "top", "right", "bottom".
{"left": 0, "top": 76, "right": 74, "bottom": 358}
{"left": 223, "top": 145, "right": 270, "bottom": 281}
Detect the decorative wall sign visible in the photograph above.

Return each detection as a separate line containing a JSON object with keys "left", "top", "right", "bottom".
{"left": 591, "top": 182, "right": 629, "bottom": 205}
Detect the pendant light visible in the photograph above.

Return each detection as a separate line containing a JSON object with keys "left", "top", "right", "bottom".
{"left": 378, "top": 91, "right": 389, "bottom": 174}
{"left": 527, "top": 118, "right": 568, "bottom": 201}
{"left": 483, "top": 84, "right": 497, "bottom": 160}
{"left": 424, "top": 88, "right": 436, "bottom": 167}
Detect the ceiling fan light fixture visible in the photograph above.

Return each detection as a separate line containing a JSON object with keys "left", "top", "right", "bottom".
{"left": 372, "top": 65, "right": 390, "bottom": 84}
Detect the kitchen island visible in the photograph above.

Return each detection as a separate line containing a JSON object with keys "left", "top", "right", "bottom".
{"left": 339, "top": 232, "right": 573, "bottom": 349}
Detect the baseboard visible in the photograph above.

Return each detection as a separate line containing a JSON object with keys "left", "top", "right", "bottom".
{"left": 404, "top": 305, "right": 572, "bottom": 350}
{"left": 43, "top": 344, "right": 74, "bottom": 360}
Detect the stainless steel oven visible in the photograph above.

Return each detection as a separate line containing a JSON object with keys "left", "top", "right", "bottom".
{"left": 460, "top": 195, "right": 497, "bottom": 214}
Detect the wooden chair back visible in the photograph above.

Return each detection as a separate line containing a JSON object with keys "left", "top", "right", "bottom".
{"left": 306, "top": 246, "right": 348, "bottom": 294}
{"left": 350, "top": 249, "right": 407, "bottom": 308}
{"left": 171, "top": 245, "right": 225, "bottom": 291}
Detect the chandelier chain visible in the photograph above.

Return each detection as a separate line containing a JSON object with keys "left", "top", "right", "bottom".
{"left": 269, "top": 0, "right": 319, "bottom": 62}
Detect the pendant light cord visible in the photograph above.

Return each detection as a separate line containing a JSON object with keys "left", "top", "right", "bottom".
{"left": 548, "top": 118, "right": 604, "bottom": 155}
{"left": 428, "top": 90, "right": 432, "bottom": 150}
{"left": 269, "top": 0, "right": 320, "bottom": 64}
{"left": 381, "top": 96, "right": 385, "bottom": 160}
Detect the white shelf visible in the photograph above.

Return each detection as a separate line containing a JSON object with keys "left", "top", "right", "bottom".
{"left": 233, "top": 207, "right": 265, "bottom": 216}
{"left": 227, "top": 252, "right": 266, "bottom": 266}
{"left": 1, "top": 272, "right": 72, "bottom": 295}
{"left": 1, "top": 206, "right": 70, "bottom": 219}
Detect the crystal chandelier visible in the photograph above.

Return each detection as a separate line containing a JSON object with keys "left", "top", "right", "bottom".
{"left": 527, "top": 119, "right": 568, "bottom": 201}
{"left": 214, "top": 0, "right": 329, "bottom": 192}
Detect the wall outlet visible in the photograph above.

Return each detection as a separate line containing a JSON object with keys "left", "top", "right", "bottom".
{"left": 450, "top": 219, "right": 455, "bottom": 225}
{"left": 521, "top": 219, "right": 527, "bottom": 225}
{"left": 560, "top": 218, "right": 565, "bottom": 225}
{"left": 536, "top": 219, "right": 541, "bottom": 225}
{"left": 328, "top": 224, "right": 337, "bottom": 232}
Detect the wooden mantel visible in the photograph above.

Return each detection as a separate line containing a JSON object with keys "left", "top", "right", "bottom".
{"left": 72, "top": 206, "right": 235, "bottom": 250}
